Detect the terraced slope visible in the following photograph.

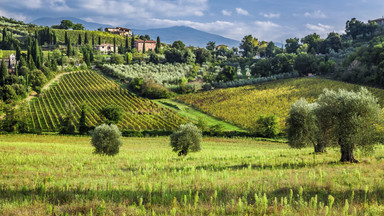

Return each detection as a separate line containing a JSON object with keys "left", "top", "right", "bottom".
{"left": 177, "top": 77, "right": 384, "bottom": 130}
{"left": 28, "top": 70, "right": 186, "bottom": 132}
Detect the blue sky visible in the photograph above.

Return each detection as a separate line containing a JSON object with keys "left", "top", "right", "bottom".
{"left": 1, "top": 0, "right": 384, "bottom": 42}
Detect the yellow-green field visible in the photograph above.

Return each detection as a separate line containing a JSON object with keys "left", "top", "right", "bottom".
{"left": 1, "top": 134, "right": 384, "bottom": 215}
{"left": 177, "top": 77, "right": 384, "bottom": 130}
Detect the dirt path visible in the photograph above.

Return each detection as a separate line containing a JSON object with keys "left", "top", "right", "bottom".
{"left": 1, "top": 72, "right": 71, "bottom": 119}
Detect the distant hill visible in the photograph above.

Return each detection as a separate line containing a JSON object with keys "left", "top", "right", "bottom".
{"left": 32, "top": 17, "right": 114, "bottom": 30}
{"left": 31, "top": 17, "right": 248, "bottom": 47}
{"left": 132, "top": 26, "right": 240, "bottom": 48}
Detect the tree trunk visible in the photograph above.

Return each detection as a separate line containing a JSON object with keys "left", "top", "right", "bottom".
{"left": 314, "top": 143, "right": 326, "bottom": 153}
{"left": 340, "top": 147, "right": 359, "bottom": 163}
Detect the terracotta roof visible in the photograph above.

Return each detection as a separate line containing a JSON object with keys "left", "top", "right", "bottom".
{"left": 135, "top": 40, "right": 156, "bottom": 43}
{"left": 117, "top": 27, "right": 131, "bottom": 31}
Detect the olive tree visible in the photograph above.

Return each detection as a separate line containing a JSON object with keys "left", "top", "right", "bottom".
{"left": 91, "top": 124, "right": 122, "bottom": 156}
{"left": 170, "top": 123, "right": 202, "bottom": 156}
{"left": 286, "top": 98, "right": 319, "bottom": 151}
{"left": 287, "top": 88, "right": 382, "bottom": 162}
{"left": 316, "top": 88, "right": 381, "bottom": 162}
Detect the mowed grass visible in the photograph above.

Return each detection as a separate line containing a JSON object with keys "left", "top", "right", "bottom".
{"left": 1, "top": 134, "right": 384, "bottom": 215}
{"left": 177, "top": 77, "right": 384, "bottom": 130}
{"left": 154, "top": 99, "right": 246, "bottom": 132}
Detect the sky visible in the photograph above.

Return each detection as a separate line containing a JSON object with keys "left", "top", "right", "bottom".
{"left": 1, "top": 0, "right": 384, "bottom": 42}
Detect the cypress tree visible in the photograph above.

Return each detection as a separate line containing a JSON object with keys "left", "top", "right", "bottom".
{"left": 79, "top": 103, "right": 88, "bottom": 135}
{"left": 2, "top": 28, "right": 7, "bottom": 41}
{"left": 16, "top": 45, "right": 21, "bottom": 61}
{"left": 92, "top": 35, "right": 95, "bottom": 47}
{"left": 125, "top": 36, "right": 129, "bottom": 49}
{"left": 65, "top": 31, "right": 68, "bottom": 45}
{"left": 131, "top": 34, "right": 135, "bottom": 50}
{"left": 28, "top": 54, "right": 36, "bottom": 70}
{"left": 67, "top": 38, "right": 72, "bottom": 56}
{"left": 113, "top": 37, "right": 116, "bottom": 53}
{"left": 84, "top": 32, "right": 88, "bottom": 44}
{"left": 98, "top": 36, "right": 101, "bottom": 45}
{"left": 15, "top": 64, "right": 18, "bottom": 76}
{"left": 19, "top": 56, "right": 27, "bottom": 68}
{"left": 1, "top": 58, "right": 9, "bottom": 85}
{"left": 78, "top": 34, "right": 82, "bottom": 46}
{"left": 156, "top": 36, "right": 161, "bottom": 53}
{"left": 142, "top": 40, "right": 146, "bottom": 53}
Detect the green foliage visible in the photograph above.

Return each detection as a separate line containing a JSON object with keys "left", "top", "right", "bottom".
{"left": 285, "top": 37, "right": 300, "bottom": 54}
{"left": 216, "top": 65, "right": 236, "bottom": 82}
{"left": 29, "top": 69, "right": 47, "bottom": 93}
{"left": 172, "top": 40, "right": 185, "bottom": 50}
{"left": 194, "top": 48, "right": 212, "bottom": 64}
{"left": 206, "top": 41, "right": 216, "bottom": 51}
{"left": 91, "top": 124, "right": 122, "bottom": 156}
{"left": 59, "top": 20, "right": 74, "bottom": 29}
{"left": 315, "top": 88, "right": 381, "bottom": 162}
{"left": 140, "top": 79, "right": 173, "bottom": 99}
{"left": 110, "top": 54, "right": 124, "bottom": 64}
{"left": 1, "top": 58, "right": 8, "bottom": 85}
{"left": 288, "top": 88, "right": 382, "bottom": 161}
{"left": 59, "top": 102, "right": 77, "bottom": 135}
{"left": 255, "top": 114, "right": 280, "bottom": 138}
{"left": 240, "top": 35, "right": 258, "bottom": 57}
{"left": 294, "top": 53, "right": 318, "bottom": 76}
{"left": 79, "top": 103, "right": 88, "bottom": 135}
{"left": 286, "top": 99, "right": 318, "bottom": 150}
{"left": 170, "top": 123, "right": 202, "bottom": 156}
{"left": 100, "top": 105, "right": 123, "bottom": 125}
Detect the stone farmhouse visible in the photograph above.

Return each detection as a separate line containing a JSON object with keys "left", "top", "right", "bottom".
{"left": 105, "top": 27, "right": 132, "bottom": 37}
{"left": 134, "top": 40, "right": 157, "bottom": 52}
{"left": 3, "top": 53, "right": 17, "bottom": 72}
{"left": 94, "top": 44, "right": 118, "bottom": 54}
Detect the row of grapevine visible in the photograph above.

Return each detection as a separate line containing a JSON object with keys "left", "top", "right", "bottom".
{"left": 177, "top": 77, "right": 384, "bottom": 131}
{"left": 28, "top": 70, "right": 187, "bottom": 132}
{"left": 102, "top": 63, "right": 194, "bottom": 84}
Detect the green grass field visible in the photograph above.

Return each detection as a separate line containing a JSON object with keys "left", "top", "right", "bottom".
{"left": 154, "top": 99, "right": 245, "bottom": 132}
{"left": 177, "top": 77, "right": 384, "bottom": 131}
{"left": 1, "top": 134, "right": 384, "bottom": 215}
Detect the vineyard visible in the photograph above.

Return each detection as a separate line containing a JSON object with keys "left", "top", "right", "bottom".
{"left": 102, "top": 63, "right": 196, "bottom": 84}
{"left": 177, "top": 77, "right": 384, "bottom": 130}
{"left": 28, "top": 70, "right": 186, "bottom": 132}
{"left": 52, "top": 29, "right": 128, "bottom": 45}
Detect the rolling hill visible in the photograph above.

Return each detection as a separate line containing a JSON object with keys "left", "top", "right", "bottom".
{"left": 177, "top": 77, "right": 384, "bottom": 131}
{"left": 29, "top": 70, "right": 187, "bottom": 132}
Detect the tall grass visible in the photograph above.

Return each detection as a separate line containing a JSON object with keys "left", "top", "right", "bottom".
{"left": 0, "top": 134, "right": 383, "bottom": 215}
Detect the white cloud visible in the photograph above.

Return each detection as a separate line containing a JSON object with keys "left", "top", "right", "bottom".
{"left": 222, "top": 9, "right": 232, "bottom": 16}
{"left": 260, "top": 12, "right": 280, "bottom": 18}
{"left": 304, "top": 10, "right": 327, "bottom": 19}
{"left": 305, "top": 23, "right": 333, "bottom": 37}
{"left": 254, "top": 21, "right": 280, "bottom": 29}
{"left": 236, "top": 8, "right": 249, "bottom": 16}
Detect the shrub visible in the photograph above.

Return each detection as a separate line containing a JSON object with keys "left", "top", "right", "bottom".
{"left": 100, "top": 105, "right": 123, "bottom": 125}
{"left": 91, "top": 124, "right": 122, "bottom": 156}
{"left": 170, "top": 123, "right": 202, "bottom": 156}
{"left": 255, "top": 114, "right": 280, "bottom": 138}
